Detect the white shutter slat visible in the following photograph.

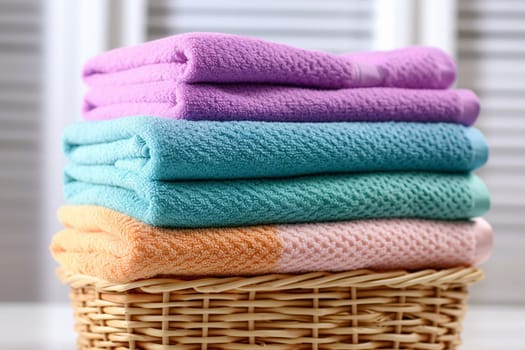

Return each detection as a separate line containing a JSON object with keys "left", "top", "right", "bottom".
{"left": 0, "top": 56, "right": 39, "bottom": 83}
{"left": 485, "top": 137, "right": 525, "bottom": 149}
{"left": 0, "top": 100, "right": 39, "bottom": 111}
{"left": 0, "top": 90, "right": 40, "bottom": 104}
{"left": 479, "top": 215, "right": 522, "bottom": 231}
{"left": 0, "top": 14, "right": 39, "bottom": 31}
{"left": 459, "top": 17, "right": 525, "bottom": 33}
{"left": 457, "top": 57, "right": 525, "bottom": 73}
{"left": 0, "top": 32, "right": 39, "bottom": 47}
{"left": 149, "top": 14, "right": 371, "bottom": 33}
{"left": 485, "top": 159, "right": 525, "bottom": 171}
{"left": 0, "top": 174, "right": 40, "bottom": 185}
{"left": 459, "top": 80, "right": 524, "bottom": 91}
{"left": 479, "top": 97, "right": 525, "bottom": 111}
{"left": 0, "top": 172, "right": 40, "bottom": 185}
{"left": 480, "top": 115, "right": 525, "bottom": 128}
{"left": 0, "top": 110, "right": 41, "bottom": 122}
{"left": 458, "top": 0, "right": 525, "bottom": 13}
{"left": 0, "top": 149, "right": 39, "bottom": 162}
{"left": 154, "top": 0, "right": 371, "bottom": 12}
{"left": 0, "top": 118, "right": 40, "bottom": 132}
{"left": 459, "top": 38, "right": 525, "bottom": 55}
{"left": 0, "top": 0, "right": 40, "bottom": 5}
{"left": 0, "top": 151, "right": 40, "bottom": 165}
{"left": 0, "top": 130, "right": 39, "bottom": 144}
{"left": 147, "top": 0, "right": 373, "bottom": 53}
{"left": 1, "top": 190, "right": 41, "bottom": 202}
{"left": 490, "top": 196, "right": 525, "bottom": 207}
{"left": 2, "top": 225, "right": 39, "bottom": 237}
{"left": 0, "top": 207, "right": 40, "bottom": 221}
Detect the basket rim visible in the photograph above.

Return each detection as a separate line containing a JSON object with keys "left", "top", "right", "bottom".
{"left": 58, "top": 267, "right": 483, "bottom": 293}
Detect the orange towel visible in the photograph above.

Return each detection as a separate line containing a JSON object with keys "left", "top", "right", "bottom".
{"left": 51, "top": 206, "right": 492, "bottom": 283}
{"left": 51, "top": 206, "right": 280, "bottom": 282}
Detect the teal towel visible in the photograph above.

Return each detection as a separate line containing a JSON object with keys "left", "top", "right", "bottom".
{"left": 63, "top": 116, "right": 488, "bottom": 180}
{"left": 64, "top": 168, "right": 490, "bottom": 227}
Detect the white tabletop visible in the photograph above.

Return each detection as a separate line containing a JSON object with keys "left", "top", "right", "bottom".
{"left": 0, "top": 303, "right": 524, "bottom": 349}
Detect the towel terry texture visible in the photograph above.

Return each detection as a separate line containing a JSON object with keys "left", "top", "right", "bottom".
{"left": 83, "top": 32, "right": 456, "bottom": 89}
{"left": 64, "top": 169, "right": 490, "bottom": 227}
{"left": 64, "top": 117, "right": 488, "bottom": 180}
{"left": 53, "top": 34, "right": 494, "bottom": 282}
{"left": 51, "top": 206, "right": 493, "bottom": 283}
{"left": 83, "top": 84, "right": 480, "bottom": 124}
{"left": 82, "top": 32, "right": 476, "bottom": 123}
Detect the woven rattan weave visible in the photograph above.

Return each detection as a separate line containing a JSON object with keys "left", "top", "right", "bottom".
{"left": 60, "top": 267, "right": 483, "bottom": 350}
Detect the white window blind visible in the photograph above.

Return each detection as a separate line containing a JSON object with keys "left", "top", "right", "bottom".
{"left": 147, "top": 0, "right": 374, "bottom": 52}
{"left": 0, "top": 0, "right": 41, "bottom": 301}
{"left": 457, "top": 0, "right": 525, "bottom": 304}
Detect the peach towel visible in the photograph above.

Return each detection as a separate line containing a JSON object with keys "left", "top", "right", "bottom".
{"left": 51, "top": 206, "right": 493, "bottom": 283}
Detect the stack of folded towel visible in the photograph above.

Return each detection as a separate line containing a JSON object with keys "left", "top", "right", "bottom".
{"left": 51, "top": 32, "right": 493, "bottom": 283}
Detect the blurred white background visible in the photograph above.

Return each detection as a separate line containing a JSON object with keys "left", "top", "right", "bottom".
{"left": 0, "top": 0, "right": 523, "bottom": 310}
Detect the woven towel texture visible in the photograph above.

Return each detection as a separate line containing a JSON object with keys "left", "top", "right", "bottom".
{"left": 84, "top": 32, "right": 455, "bottom": 89}
{"left": 64, "top": 169, "right": 490, "bottom": 227}
{"left": 343, "top": 46, "right": 456, "bottom": 90}
{"left": 82, "top": 33, "right": 472, "bottom": 122}
{"left": 83, "top": 84, "right": 479, "bottom": 125}
{"left": 63, "top": 117, "right": 488, "bottom": 180}
{"left": 54, "top": 33, "right": 495, "bottom": 284}
{"left": 51, "top": 205, "right": 493, "bottom": 283}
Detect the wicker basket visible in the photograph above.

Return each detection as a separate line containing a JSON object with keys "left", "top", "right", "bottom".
{"left": 59, "top": 267, "right": 483, "bottom": 350}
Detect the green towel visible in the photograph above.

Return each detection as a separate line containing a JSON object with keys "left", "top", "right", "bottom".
{"left": 64, "top": 167, "right": 490, "bottom": 227}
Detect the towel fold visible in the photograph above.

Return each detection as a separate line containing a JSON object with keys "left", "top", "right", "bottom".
{"left": 82, "top": 33, "right": 470, "bottom": 122}
{"left": 83, "top": 84, "right": 479, "bottom": 124}
{"left": 64, "top": 117, "right": 488, "bottom": 180}
{"left": 64, "top": 169, "right": 490, "bottom": 227}
{"left": 51, "top": 205, "right": 493, "bottom": 283}
{"left": 83, "top": 32, "right": 456, "bottom": 89}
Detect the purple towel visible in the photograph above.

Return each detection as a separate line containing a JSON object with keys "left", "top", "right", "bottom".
{"left": 84, "top": 83, "right": 479, "bottom": 125}
{"left": 84, "top": 32, "right": 456, "bottom": 89}
{"left": 82, "top": 32, "right": 478, "bottom": 124}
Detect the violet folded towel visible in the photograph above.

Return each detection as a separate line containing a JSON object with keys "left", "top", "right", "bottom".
{"left": 51, "top": 205, "right": 493, "bottom": 283}
{"left": 83, "top": 32, "right": 456, "bottom": 89}
{"left": 63, "top": 117, "right": 488, "bottom": 180}
{"left": 83, "top": 84, "right": 479, "bottom": 124}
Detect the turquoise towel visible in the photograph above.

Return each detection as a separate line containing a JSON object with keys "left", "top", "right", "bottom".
{"left": 63, "top": 116, "right": 488, "bottom": 180}
{"left": 64, "top": 168, "right": 490, "bottom": 227}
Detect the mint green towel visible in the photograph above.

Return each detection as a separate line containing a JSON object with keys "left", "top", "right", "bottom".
{"left": 63, "top": 117, "right": 488, "bottom": 180}
{"left": 64, "top": 168, "right": 490, "bottom": 227}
